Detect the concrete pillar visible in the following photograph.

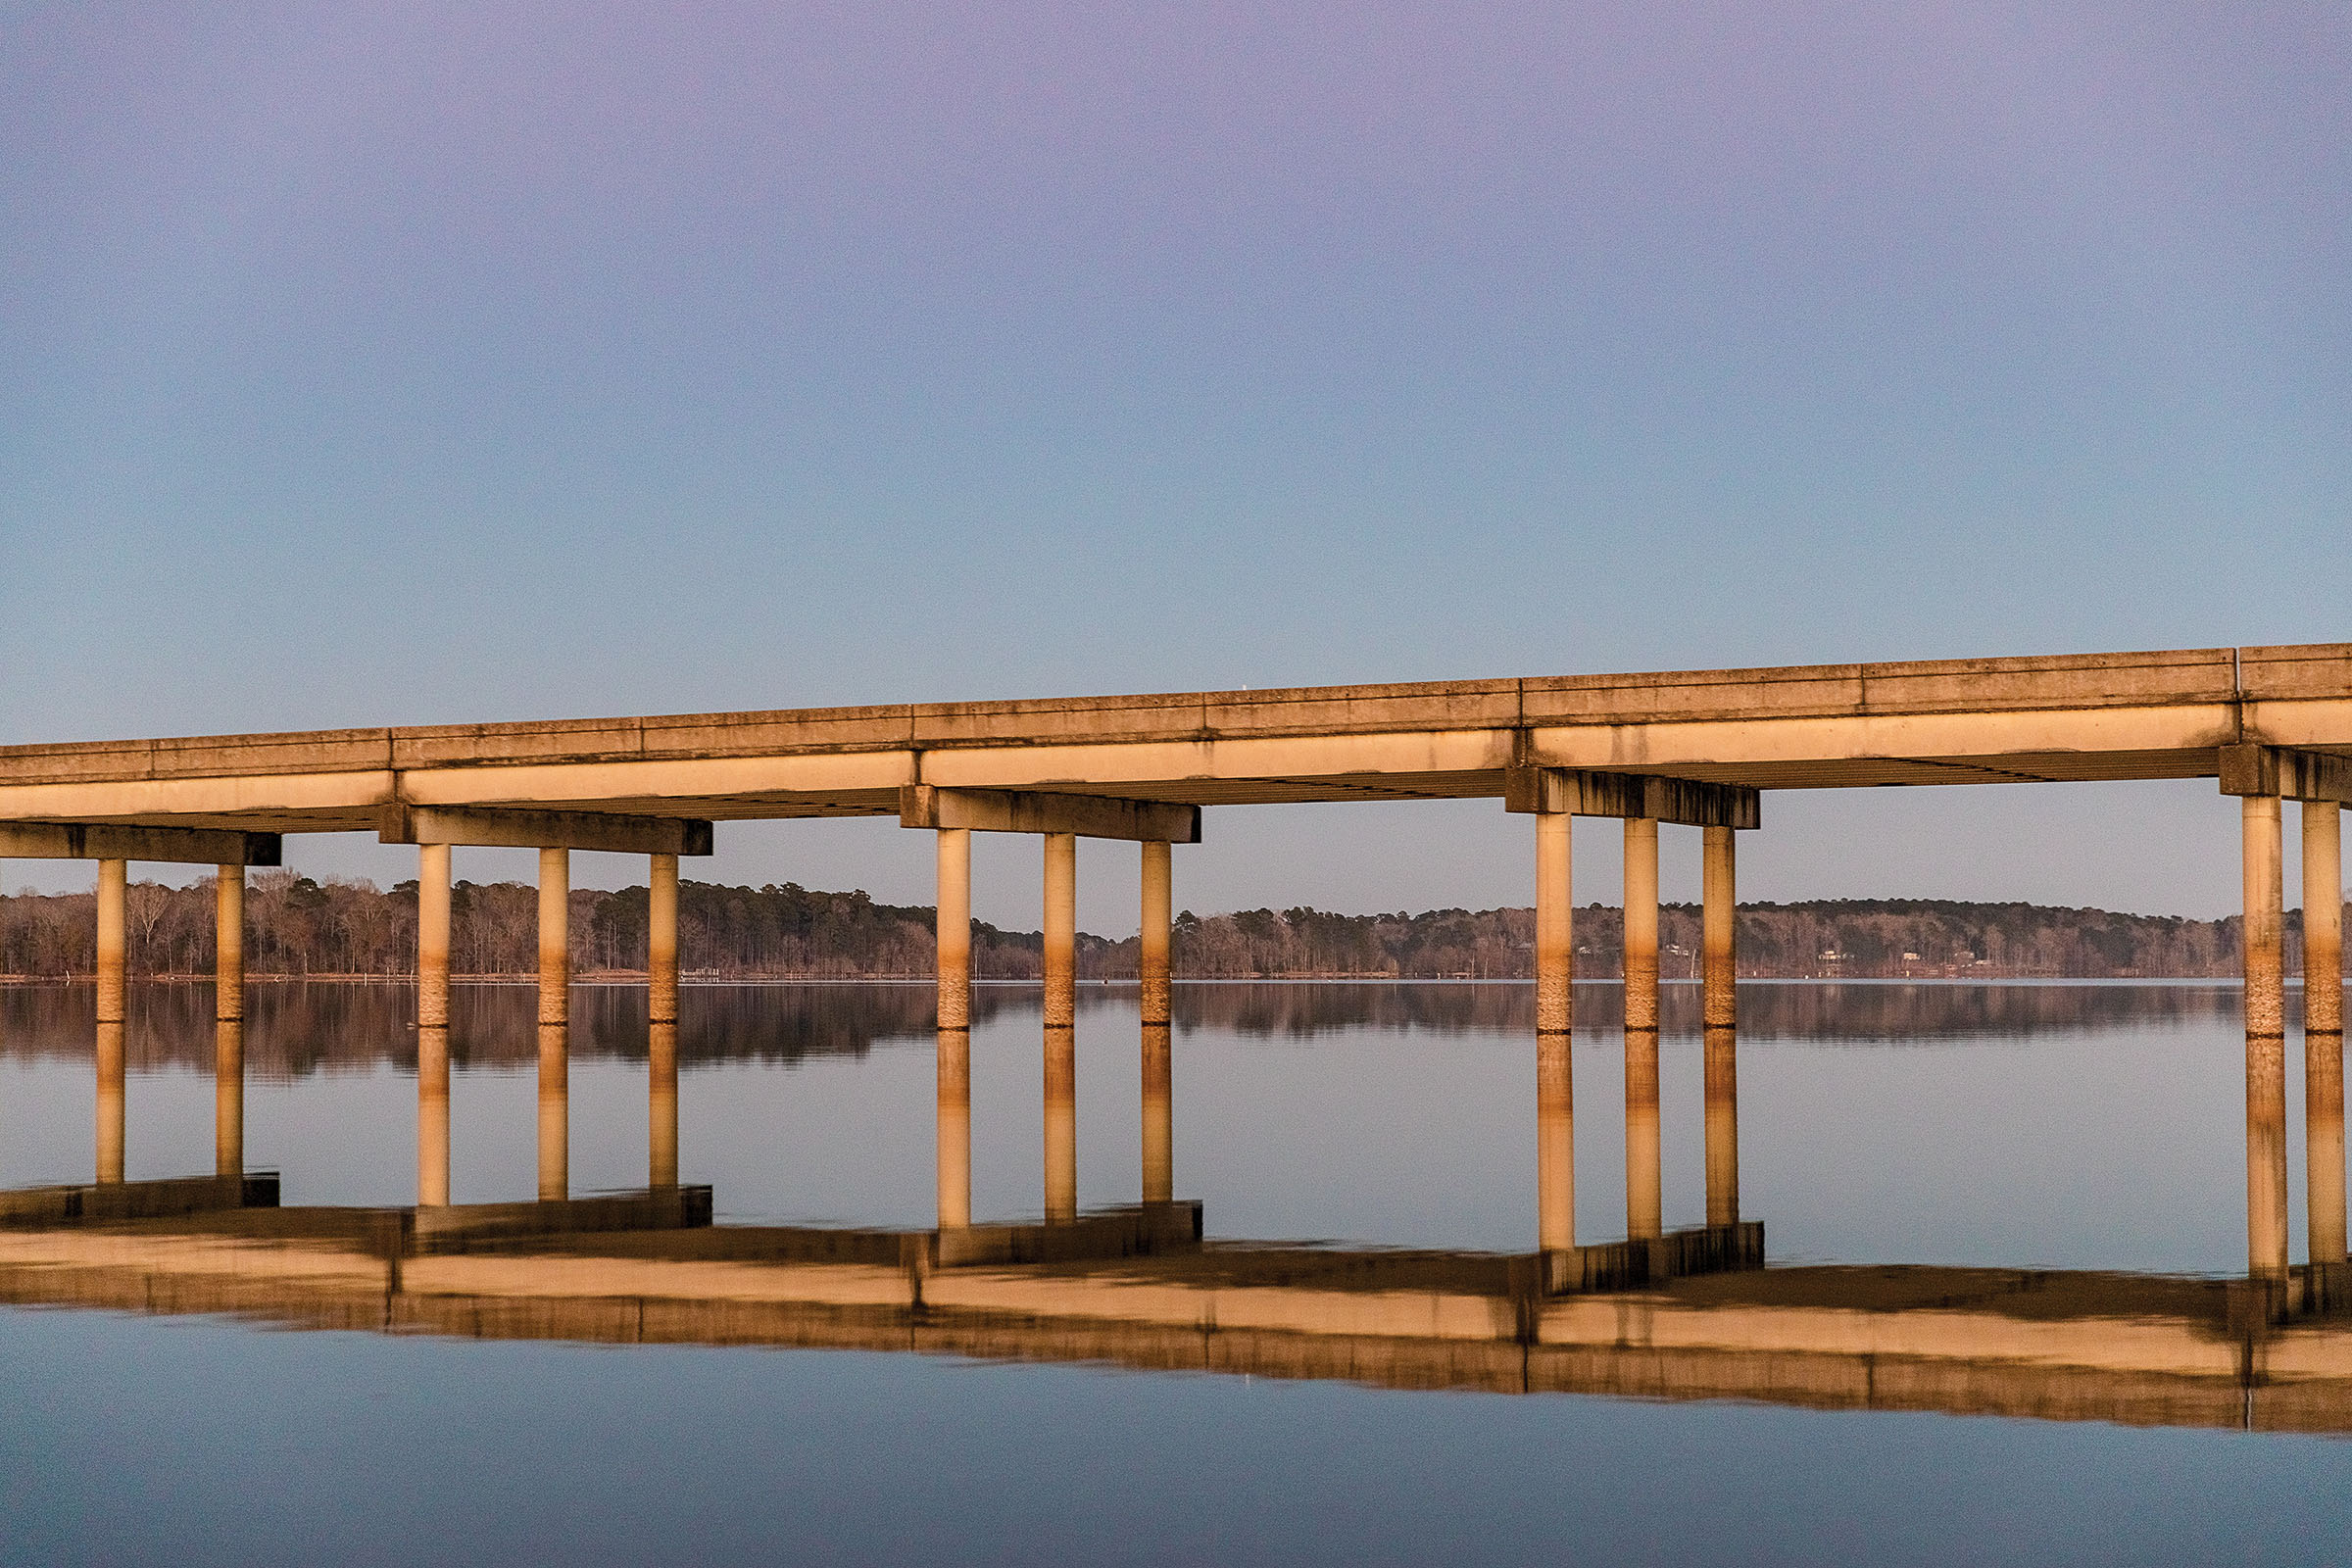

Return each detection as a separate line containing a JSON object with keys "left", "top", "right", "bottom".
{"left": 1535, "top": 812, "right": 1572, "bottom": 1035}
{"left": 2310, "top": 801, "right": 2345, "bottom": 1037}
{"left": 95, "top": 1020, "right": 124, "bottom": 1185}
{"left": 538, "top": 848, "right": 569, "bottom": 1027}
{"left": 937, "top": 1028, "right": 972, "bottom": 1229}
{"left": 1044, "top": 1026, "right": 1077, "bottom": 1222}
{"left": 215, "top": 866, "right": 244, "bottom": 1023}
{"left": 1142, "top": 1022, "right": 1173, "bottom": 1204}
{"left": 649, "top": 1019, "right": 679, "bottom": 1189}
{"left": 214, "top": 1019, "right": 244, "bottom": 1178}
{"left": 416, "top": 1024, "right": 450, "bottom": 1206}
{"left": 1625, "top": 1024, "right": 1661, "bottom": 1241}
{"left": 1623, "top": 818, "right": 1658, "bottom": 1032}
{"left": 936, "top": 828, "right": 971, "bottom": 1031}
{"left": 1702, "top": 825, "right": 1736, "bottom": 1030}
{"left": 537, "top": 1022, "right": 567, "bottom": 1201}
{"left": 417, "top": 843, "right": 451, "bottom": 1029}
{"left": 1537, "top": 1032, "right": 1574, "bottom": 1251}
{"left": 649, "top": 852, "right": 679, "bottom": 1026}
{"left": 2244, "top": 796, "right": 2288, "bottom": 1280}
{"left": 1043, "top": 832, "right": 1076, "bottom": 1028}
{"left": 2306, "top": 802, "right": 2345, "bottom": 1270}
{"left": 1140, "top": 839, "right": 1172, "bottom": 1028}
{"left": 95, "top": 858, "right": 126, "bottom": 1025}
{"left": 1704, "top": 1025, "right": 1739, "bottom": 1228}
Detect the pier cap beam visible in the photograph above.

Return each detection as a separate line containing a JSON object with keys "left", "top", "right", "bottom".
{"left": 900, "top": 785, "right": 1201, "bottom": 844}
{"left": 0, "top": 822, "right": 282, "bottom": 865}
{"left": 1504, "top": 767, "right": 1760, "bottom": 830}
{"left": 2219, "top": 745, "right": 2352, "bottom": 806}
{"left": 379, "top": 805, "right": 713, "bottom": 857}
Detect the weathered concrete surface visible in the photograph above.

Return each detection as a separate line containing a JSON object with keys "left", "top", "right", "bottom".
{"left": 0, "top": 644, "right": 2339, "bottom": 833}
{"left": 380, "top": 804, "right": 713, "bottom": 855}
{"left": 0, "top": 822, "right": 280, "bottom": 863}
{"left": 901, "top": 784, "right": 1200, "bottom": 843}
{"left": 0, "top": 1172, "right": 279, "bottom": 1225}
{"left": 1545, "top": 1220, "right": 1765, "bottom": 1293}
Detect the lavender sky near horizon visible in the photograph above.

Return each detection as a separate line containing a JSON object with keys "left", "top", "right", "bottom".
{"left": 2, "top": 3, "right": 2346, "bottom": 925}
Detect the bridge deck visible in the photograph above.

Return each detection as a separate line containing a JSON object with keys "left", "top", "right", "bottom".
{"left": 0, "top": 643, "right": 2345, "bottom": 834}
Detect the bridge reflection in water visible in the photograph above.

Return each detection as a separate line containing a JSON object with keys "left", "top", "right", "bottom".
{"left": 9, "top": 972, "right": 2351, "bottom": 1438}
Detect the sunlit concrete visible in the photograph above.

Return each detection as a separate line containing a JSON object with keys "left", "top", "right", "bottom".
{"left": 1537, "top": 1033, "right": 1574, "bottom": 1251}
{"left": 537, "top": 1023, "right": 568, "bottom": 1202}
{"left": 1623, "top": 818, "right": 1658, "bottom": 1031}
{"left": 1140, "top": 840, "right": 1172, "bottom": 1027}
{"left": 1534, "top": 811, "right": 1571, "bottom": 1035}
{"left": 1042, "top": 832, "right": 1076, "bottom": 1029}
{"left": 214, "top": 867, "right": 243, "bottom": 1023}
{"left": 1142, "top": 1023, "right": 1173, "bottom": 1204}
{"left": 2308, "top": 801, "right": 2344, "bottom": 1036}
{"left": 7, "top": 646, "right": 2343, "bottom": 834}
{"left": 417, "top": 1025, "right": 450, "bottom": 1207}
{"left": 2245, "top": 797, "right": 2286, "bottom": 1038}
{"left": 214, "top": 1019, "right": 244, "bottom": 1179}
{"left": 935, "top": 828, "right": 970, "bottom": 1031}
{"left": 649, "top": 1021, "right": 678, "bottom": 1191}
{"left": 1044, "top": 1026, "right": 1077, "bottom": 1223}
{"left": 94, "top": 858, "right": 125, "bottom": 1026}
{"left": 1702, "top": 825, "right": 1736, "bottom": 1029}
{"left": 416, "top": 842, "right": 451, "bottom": 1028}
{"left": 937, "top": 1029, "right": 971, "bottom": 1229}
{"left": 649, "top": 852, "right": 679, "bottom": 1025}
{"left": 538, "top": 847, "right": 568, "bottom": 1027}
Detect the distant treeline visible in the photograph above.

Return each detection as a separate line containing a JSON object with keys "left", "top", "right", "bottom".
{"left": 1, "top": 873, "right": 2343, "bottom": 982}
{"left": 0, "top": 981, "right": 2256, "bottom": 1081}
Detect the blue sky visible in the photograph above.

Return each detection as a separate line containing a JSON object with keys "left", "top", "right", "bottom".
{"left": 2, "top": 3, "right": 2345, "bottom": 923}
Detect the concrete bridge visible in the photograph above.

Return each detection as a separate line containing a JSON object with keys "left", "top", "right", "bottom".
{"left": 2, "top": 643, "right": 2347, "bottom": 1285}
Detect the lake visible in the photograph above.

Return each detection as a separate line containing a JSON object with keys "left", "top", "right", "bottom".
{"left": 3, "top": 979, "right": 2348, "bottom": 1565}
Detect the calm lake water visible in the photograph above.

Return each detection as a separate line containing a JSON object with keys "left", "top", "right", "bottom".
{"left": 4, "top": 980, "right": 2350, "bottom": 1565}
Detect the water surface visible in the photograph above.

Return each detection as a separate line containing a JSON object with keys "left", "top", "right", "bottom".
{"left": 2, "top": 980, "right": 2346, "bottom": 1566}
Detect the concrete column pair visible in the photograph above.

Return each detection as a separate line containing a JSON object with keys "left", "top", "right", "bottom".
{"left": 2287, "top": 802, "right": 2347, "bottom": 1290}
{"left": 2243, "top": 799, "right": 2348, "bottom": 1288}
{"left": 1535, "top": 814, "right": 1740, "bottom": 1252}
{"left": 932, "top": 831, "right": 1178, "bottom": 1228}
{"left": 410, "top": 844, "right": 685, "bottom": 1203}
{"left": 89, "top": 860, "right": 250, "bottom": 1182}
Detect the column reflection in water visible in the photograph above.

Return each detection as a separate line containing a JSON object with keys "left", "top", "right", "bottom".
{"left": 1536, "top": 1032, "right": 1574, "bottom": 1251}
{"left": 95, "top": 1019, "right": 124, "bottom": 1185}
{"left": 937, "top": 1028, "right": 971, "bottom": 1229}
{"left": 1044, "top": 1025, "right": 1077, "bottom": 1222}
{"left": 1625, "top": 1027, "right": 1661, "bottom": 1241}
{"left": 2244, "top": 795, "right": 2289, "bottom": 1281}
{"left": 417, "top": 1024, "right": 451, "bottom": 1206}
{"left": 649, "top": 1020, "right": 679, "bottom": 1190}
{"left": 214, "top": 1018, "right": 245, "bottom": 1178}
{"left": 1704, "top": 1025, "right": 1739, "bottom": 1228}
{"left": 1141, "top": 1023, "right": 1173, "bottom": 1204}
{"left": 537, "top": 1022, "right": 568, "bottom": 1202}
